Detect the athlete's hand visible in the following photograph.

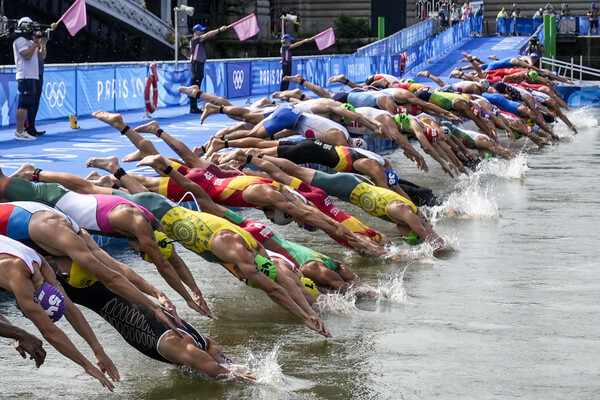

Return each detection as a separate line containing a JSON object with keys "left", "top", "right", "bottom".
{"left": 14, "top": 333, "right": 46, "bottom": 368}
{"left": 441, "top": 163, "right": 455, "bottom": 178}
{"left": 305, "top": 315, "right": 332, "bottom": 338}
{"left": 94, "top": 350, "right": 121, "bottom": 382}
{"left": 412, "top": 153, "right": 429, "bottom": 172}
{"left": 157, "top": 293, "right": 183, "bottom": 326}
{"left": 193, "top": 291, "right": 213, "bottom": 318}
{"left": 84, "top": 364, "right": 116, "bottom": 392}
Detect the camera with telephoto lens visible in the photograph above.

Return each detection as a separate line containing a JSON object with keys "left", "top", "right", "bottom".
{"left": 0, "top": 18, "right": 52, "bottom": 40}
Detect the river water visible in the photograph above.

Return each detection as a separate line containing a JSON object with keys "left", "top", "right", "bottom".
{"left": 0, "top": 108, "right": 599, "bottom": 399}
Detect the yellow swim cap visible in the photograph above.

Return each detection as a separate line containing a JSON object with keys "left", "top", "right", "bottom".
{"left": 68, "top": 261, "right": 97, "bottom": 288}
{"left": 141, "top": 231, "right": 173, "bottom": 262}
{"left": 301, "top": 277, "right": 319, "bottom": 298}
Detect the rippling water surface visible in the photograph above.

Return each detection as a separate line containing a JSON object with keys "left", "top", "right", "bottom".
{"left": 1, "top": 108, "right": 599, "bottom": 399}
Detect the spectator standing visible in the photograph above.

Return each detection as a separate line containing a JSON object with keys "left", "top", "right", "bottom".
{"left": 279, "top": 34, "right": 313, "bottom": 91}
{"left": 533, "top": 8, "right": 544, "bottom": 18}
{"left": 475, "top": 4, "right": 484, "bottom": 17}
{"left": 588, "top": 2, "right": 599, "bottom": 35}
{"left": 461, "top": 2, "right": 473, "bottom": 20}
{"left": 12, "top": 17, "right": 40, "bottom": 141}
{"left": 188, "top": 23, "right": 229, "bottom": 114}
{"left": 440, "top": 3, "right": 450, "bottom": 29}
{"left": 451, "top": 3, "right": 462, "bottom": 25}
{"left": 26, "top": 27, "right": 47, "bottom": 136}
{"left": 561, "top": 3, "right": 571, "bottom": 16}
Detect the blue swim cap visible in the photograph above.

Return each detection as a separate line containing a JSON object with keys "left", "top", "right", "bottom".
{"left": 385, "top": 169, "right": 399, "bottom": 188}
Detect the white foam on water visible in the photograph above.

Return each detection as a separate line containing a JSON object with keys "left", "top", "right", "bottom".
{"left": 567, "top": 106, "right": 599, "bottom": 129}
{"left": 376, "top": 269, "right": 409, "bottom": 303}
{"left": 313, "top": 290, "right": 358, "bottom": 314}
{"left": 383, "top": 241, "right": 437, "bottom": 260}
{"left": 244, "top": 343, "right": 285, "bottom": 385}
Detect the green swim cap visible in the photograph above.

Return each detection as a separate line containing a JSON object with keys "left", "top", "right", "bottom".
{"left": 341, "top": 103, "right": 355, "bottom": 124}
{"left": 141, "top": 231, "right": 173, "bottom": 262}
{"left": 394, "top": 113, "right": 411, "bottom": 130}
{"left": 406, "top": 79, "right": 415, "bottom": 84}
{"left": 484, "top": 150, "right": 496, "bottom": 159}
{"left": 406, "top": 230, "right": 423, "bottom": 246}
{"left": 247, "top": 254, "right": 277, "bottom": 288}
{"left": 300, "top": 277, "right": 319, "bottom": 298}
{"left": 528, "top": 70, "right": 538, "bottom": 81}
{"left": 513, "top": 131, "right": 523, "bottom": 140}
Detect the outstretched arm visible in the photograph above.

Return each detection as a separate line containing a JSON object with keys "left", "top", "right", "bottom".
{"left": 0, "top": 313, "right": 45, "bottom": 368}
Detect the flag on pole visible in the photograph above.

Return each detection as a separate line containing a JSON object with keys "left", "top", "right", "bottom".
{"left": 60, "top": 0, "right": 87, "bottom": 36}
{"left": 232, "top": 13, "right": 260, "bottom": 41}
{"left": 313, "top": 27, "right": 335, "bottom": 51}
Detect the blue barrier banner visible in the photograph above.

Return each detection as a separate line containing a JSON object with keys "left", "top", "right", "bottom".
{"left": 496, "top": 18, "right": 511, "bottom": 34}
{"left": 346, "top": 57, "right": 370, "bottom": 84}
{"left": 515, "top": 18, "right": 535, "bottom": 34}
{"left": 37, "top": 70, "right": 77, "bottom": 120}
{"left": 157, "top": 65, "right": 190, "bottom": 107}
{"left": 202, "top": 62, "right": 226, "bottom": 98}
{"left": 391, "top": 55, "right": 402, "bottom": 76}
{"left": 251, "top": 61, "right": 277, "bottom": 96}
{"left": 114, "top": 67, "right": 146, "bottom": 111}
{"left": 77, "top": 68, "right": 115, "bottom": 115}
{"left": 226, "top": 62, "right": 251, "bottom": 98}
{"left": 579, "top": 17, "right": 590, "bottom": 35}
{"left": 0, "top": 73, "right": 16, "bottom": 126}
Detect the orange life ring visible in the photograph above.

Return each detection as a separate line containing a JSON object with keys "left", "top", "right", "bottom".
{"left": 144, "top": 63, "right": 158, "bottom": 114}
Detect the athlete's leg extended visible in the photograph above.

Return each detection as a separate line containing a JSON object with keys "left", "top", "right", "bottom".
{"left": 284, "top": 74, "right": 333, "bottom": 98}
{"left": 177, "top": 85, "right": 233, "bottom": 107}
{"left": 93, "top": 111, "right": 160, "bottom": 157}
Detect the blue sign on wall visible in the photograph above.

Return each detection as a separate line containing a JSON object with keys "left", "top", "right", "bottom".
{"left": 37, "top": 70, "right": 77, "bottom": 120}
{"left": 226, "top": 62, "right": 251, "bottom": 98}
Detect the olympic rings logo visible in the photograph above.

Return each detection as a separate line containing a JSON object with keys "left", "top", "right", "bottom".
{"left": 45, "top": 81, "right": 66, "bottom": 108}
{"left": 232, "top": 70, "right": 244, "bottom": 90}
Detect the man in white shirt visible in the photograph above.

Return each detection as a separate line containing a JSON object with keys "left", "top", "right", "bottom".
{"left": 12, "top": 17, "right": 41, "bottom": 141}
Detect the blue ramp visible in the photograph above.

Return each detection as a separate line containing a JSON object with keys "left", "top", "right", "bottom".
{"left": 409, "top": 36, "right": 529, "bottom": 84}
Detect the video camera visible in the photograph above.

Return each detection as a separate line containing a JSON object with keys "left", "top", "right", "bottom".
{"left": 0, "top": 17, "right": 52, "bottom": 40}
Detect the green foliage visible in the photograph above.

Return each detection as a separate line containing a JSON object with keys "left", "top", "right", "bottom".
{"left": 334, "top": 14, "right": 370, "bottom": 38}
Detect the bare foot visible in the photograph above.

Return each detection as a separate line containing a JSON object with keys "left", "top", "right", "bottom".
{"left": 449, "top": 68, "right": 463, "bottom": 79}
{"left": 11, "top": 162, "right": 36, "bottom": 179}
{"left": 204, "top": 136, "right": 226, "bottom": 158}
{"left": 85, "top": 171, "right": 102, "bottom": 180}
{"left": 251, "top": 98, "right": 275, "bottom": 108}
{"left": 86, "top": 156, "right": 120, "bottom": 172}
{"left": 134, "top": 121, "right": 161, "bottom": 134}
{"left": 416, "top": 71, "right": 430, "bottom": 77}
{"left": 192, "top": 146, "right": 205, "bottom": 158}
{"left": 327, "top": 74, "right": 346, "bottom": 83}
{"left": 122, "top": 149, "right": 144, "bottom": 163}
{"left": 487, "top": 55, "right": 498, "bottom": 60}
{"left": 136, "top": 154, "right": 167, "bottom": 170}
{"left": 92, "top": 111, "right": 127, "bottom": 131}
{"left": 283, "top": 74, "right": 303, "bottom": 84}
{"left": 200, "top": 103, "right": 220, "bottom": 125}
{"left": 177, "top": 85, "right": 201, "bottom": 98}
{"left": 96, "top": 175, "right": 119, "bottom": 188}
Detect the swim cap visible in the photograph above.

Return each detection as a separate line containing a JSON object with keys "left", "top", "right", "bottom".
{"left": 528, "top": 71, "right": 538, "bottom": 81}
{"left": 34, "top": 282, "right": 66, "bottom": 322}
{"left": 68, "top": 261, "right": 96, "bottom": 288}
{"left": 303, "top": 223, "right": 317, "bottom": 232}
{"left": 396, "top": 105, "right": 407, "bottom": 114}
{"left": 513, "top": 131, "right": 523, "bottom": 140}
{"left": 350, "top": 137, "right": 368, "bottom": 149}
{"left": 394, "top": 113, "right": 410, "bottom": 130}
{"left": 247, "top": 255, "right": 277, "bottom": 288}
{"left": 441, "top": 125, "right": 452, "bottom": 135}
{"left": 471, "top": 105, "right": 480, "bottom": 116}
{"left": 365, "top": 75, "right": 375, "bottom": 85}
{"left": 424, "top": 126, "right": 438, "bottom": 143}
{"left": 405, "top": 230, "right": 423, "bottom": 246}
{"left": 484, "top": 150, "right": 496, "bottom": 159}
{"left": 385, "top": 169, "right": 399, "bottom": 188}
{"left": 141, "top": 231, "right": 173, "bottom": 262}
{"left": 478, "top": 79, "right": 490, "bottom": 91}
{"left": 340, "top": 103, "right": 355, "bottom": 123}
{"left": 273, "top": 208, "right": 294, "bottom": 225}
{"left": 406, "top": 79, "right": 415, "bottom": 84}
{"left": 301, "top": 277, "right": 319, "bottom": 298}
{"left": 193, "top": 24, "right": 206, "bottom": 32}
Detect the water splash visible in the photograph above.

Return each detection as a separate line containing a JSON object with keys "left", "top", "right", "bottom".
{"left": 313, "top": 290, "right": 358, "bottom": 314}
{"left": 566, "top": 107, "right": 598, "bottom": 129}
{"left": 244, "top": 343, "right": 284, "bottom": 385}
{"left": 376, "top": 270, "right": 408, "bottom": 302}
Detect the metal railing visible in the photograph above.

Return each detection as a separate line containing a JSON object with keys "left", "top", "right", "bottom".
{"left": 540, "top": 56, "right": 600, "bottom": 84}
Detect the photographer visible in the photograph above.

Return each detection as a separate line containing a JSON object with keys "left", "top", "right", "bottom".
{"left": 12, "top": 17, "right": 41, "bottom": 141}
{"left": 525, "top": 36, "right": 545, "bottom": 67}
{"left": 26, "top": 26, "right": 47, "bottom": 136}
